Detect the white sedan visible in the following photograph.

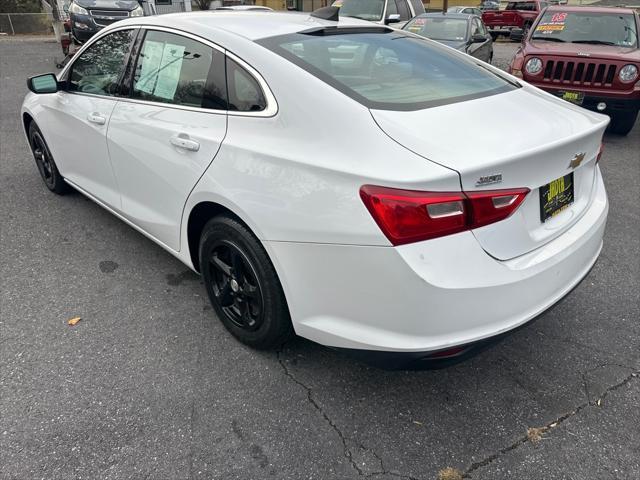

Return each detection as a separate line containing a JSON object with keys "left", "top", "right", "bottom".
{"left": 21, "top": 11, "right": 609, "bottom": 367}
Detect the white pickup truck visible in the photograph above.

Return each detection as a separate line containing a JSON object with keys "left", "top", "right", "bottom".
{"left": 333, "top": 0, "right": 426, "bottom": 28}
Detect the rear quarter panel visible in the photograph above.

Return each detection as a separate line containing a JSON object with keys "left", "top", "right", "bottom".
{"left": 181, "top": 44, "right": 461, "bottom": 248}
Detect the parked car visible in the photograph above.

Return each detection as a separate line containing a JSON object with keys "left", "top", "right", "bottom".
{"left": 404, "top": 13, "right": 493, "bottom": 63}
{"left": 67, "top": 0, "right": 149, "bottom": 43}
{"left": 22, "top": 12, "right": 609, "bottom": 367}
{"left": 332, "top": 0, "right": 425, "bottom": 28}
{"left": 480, "top": 0, "right": 500, "bottom": 11}
{"left": 482, "top": 0, "right": 548, "bottom": 40}
{"left": 448, "top": 6, "right": 483, "bottom": 16}
{"left": 508, "top": 6, "right": 640, "bottom": 135}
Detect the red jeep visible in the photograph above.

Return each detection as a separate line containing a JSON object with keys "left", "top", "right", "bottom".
{"left": 509, "top": 6, "right": 640, "bottom": 135}
{"left": 482, "top": 0, "right": 548, "bottom": 39}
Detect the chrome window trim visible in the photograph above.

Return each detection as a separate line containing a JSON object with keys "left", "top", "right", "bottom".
{"left": 60, "top": 23, "right": 278, "bottom": 118}
{"left": 225, "top": 50, "right": 278, "bottom": 118}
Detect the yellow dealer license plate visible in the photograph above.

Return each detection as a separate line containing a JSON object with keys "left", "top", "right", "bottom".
{"left": 559, "top": 91, "right": 584, "bottom": 105}
{"left": 540, "top": 173, "right": 574, "bottom": 222}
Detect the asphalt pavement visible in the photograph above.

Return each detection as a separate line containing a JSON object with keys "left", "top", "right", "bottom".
{"left": 1, "top": 38, "right": 638, "bottom": 480}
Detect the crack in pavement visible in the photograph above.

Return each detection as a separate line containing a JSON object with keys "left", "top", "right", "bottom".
{"left": 463, "top": 368, "right": 639, "bottom": 478}
{"left": 276, "top": 348, "right": 365, "bottom": 476}
{"left": 276, "top": 348, "right": 420, "bottom": 479}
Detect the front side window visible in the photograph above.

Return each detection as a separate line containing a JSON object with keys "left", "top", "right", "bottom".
{"left": 472, "top": 19, "right": 482, "bottom": 36}
{"left": 69, "top": 29, "right": 135, "bottom": 95}
{"left": 132, "top": 30, "right": 227, "bottom": 109}
{"left": 409, "top": 0, "right": 424, "bottom": 14}
{"left": 395, "top": 0, "right": 411, "bottom": 21}
{"left": 531, "top": 11, "right": 638, "bottom": 47}
{"left": 260, "top": 31, "right": 517, "bottom": 111}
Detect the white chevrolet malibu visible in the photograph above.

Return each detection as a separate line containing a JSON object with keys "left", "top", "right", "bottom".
{"left": 21, "top": 11, "right": 609, "bottom": 367}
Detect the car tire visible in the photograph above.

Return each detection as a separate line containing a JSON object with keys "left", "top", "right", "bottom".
{"left": 28, "top": 122, "right": 70, "bottom": 195}
{"left": 199, "top": 215, "right": 293, "bottom": 350}
{"left": 608, "top": 111, "right": 638, "bottom": 136}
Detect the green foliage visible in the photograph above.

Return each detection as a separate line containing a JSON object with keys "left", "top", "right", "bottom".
{"left": 0, "top": 0, "right": 44, "bottom": 13}
{"left": 192, "top": 0, "right": 213, "bottom": 10}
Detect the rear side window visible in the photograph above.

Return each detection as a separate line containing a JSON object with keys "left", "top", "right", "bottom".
{"left": 131, "top": 30, "right": 227, "bottom": 110}
{"left": 226, "top": 58, "right": 267, "bottom": 112}
{"left": 69, "top": 29, "right": 135, "bottom": 95}
{"left": 259, "top": 31, "right": 517, "bottom": 111}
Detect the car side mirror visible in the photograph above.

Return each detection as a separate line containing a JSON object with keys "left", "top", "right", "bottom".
{"left": 471, "top": 34, "right": 487, "bottom": 43}
{"left": 27, "top": 74, "right": 59, "bottom": 94}
{"left": 510, "top": 28, "right": 525, "bottom": 43}
{"left": 385, "top": 13, "right": 401, "bottom": 24}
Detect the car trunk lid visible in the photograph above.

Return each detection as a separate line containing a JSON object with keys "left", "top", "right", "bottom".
{"left": 370, "top": 86, "right": 608, "bottom": 260}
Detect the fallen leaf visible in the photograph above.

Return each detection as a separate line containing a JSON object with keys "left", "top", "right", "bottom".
{"left": 438, "top": 467, "right": 464, "bottom": 480}
{"left": 412, "top": 420, "right": 423, "bottom": 425}
{"left": 527, "top": 427, "right": 545, "bottom": 444}
{"left": 67, "top": 316, "right": 81, "bottom": 326}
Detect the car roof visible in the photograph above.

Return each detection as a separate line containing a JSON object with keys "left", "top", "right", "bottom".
{"left": 418, "top": 12, "right": 474, "bottom": 19}
{"left": 545, "top": 5, "right": 638, "bottom": 14}
{"left": 116, "top": 11, "right": 372, "bottom": 42}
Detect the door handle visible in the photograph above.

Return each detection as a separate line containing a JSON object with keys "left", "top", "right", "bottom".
{"left": 87, "top": 113, "right": 106, "bottom": 125}
{"left": 170, "top": 134, "right": 200, "bottom": 152}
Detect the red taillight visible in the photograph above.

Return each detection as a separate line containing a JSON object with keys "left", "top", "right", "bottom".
{"left": 359, "top": 186, "right": 467, "bottom": 245}
{"left": 360, "top": 185, "right": 529, "bottom": 246}
{"left": 466, "top": 188, "right": 529, "bottom": 229}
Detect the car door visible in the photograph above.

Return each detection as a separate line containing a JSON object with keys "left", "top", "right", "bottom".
{"left": 106, "top": 28, "right": 228, "bottom": 251}
{"left": 467, "top": 18, "right": 492, "bottom": 62}
{"left": 42, "top": 28, "right": 137, "bottom": 208}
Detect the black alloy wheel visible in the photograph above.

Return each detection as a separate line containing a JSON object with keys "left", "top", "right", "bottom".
{"left": 28, "top": 122, "right": 69, "bottom": 194}
{"left": 199, "top": 215, "right": 293, "bottom": 349}
{"left": 208, "top": 240, "right": 264, "bottom": 331}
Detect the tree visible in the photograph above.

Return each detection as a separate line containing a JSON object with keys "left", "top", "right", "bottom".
{"left": 0, "top": 0, "right": 43, "bottom": 13}
{"left": 193, "top": 0, "right": 213, "bottom": 10}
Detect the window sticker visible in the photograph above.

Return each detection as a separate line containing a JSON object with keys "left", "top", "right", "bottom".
{"left": 408, "top": 17, "right": 425, "bottom": 33}
{"left": 137, "top": 40, "right": 164, "bottom": 94}
{"left": 536, "top": 12, "right": 567, "bottom": 33}
{"left": 136, "top": 41, "right": 185, "bottom": 100}
{"left": 153, "top": 43, "right": 185, "bottom": 100}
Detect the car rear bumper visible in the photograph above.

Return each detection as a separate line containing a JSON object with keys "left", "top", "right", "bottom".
{"left": 265, "top": 167, "right": 608, "bottom": 354}
{"left": 535, "top": 85, "right": 640, "bottom": 115}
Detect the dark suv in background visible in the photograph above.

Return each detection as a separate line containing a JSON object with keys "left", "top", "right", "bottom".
{"left": 67, "top": 0, "right": 149, "bottom": 43}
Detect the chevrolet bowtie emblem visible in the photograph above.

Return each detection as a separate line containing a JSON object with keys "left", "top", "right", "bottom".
{"left": 569, "top": 152, "right": 586, "bottom": 169}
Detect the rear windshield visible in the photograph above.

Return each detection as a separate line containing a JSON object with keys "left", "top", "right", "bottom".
{"left": 258, "top": 31, "right": 517, "bottom": 111}
{"left": 405, "top": 17, "right": 469, "bottom": 41}
{"left": 506, "top": 2, "right": 538, "bottom": 11}
{"left": 531, "top": 11, "right": 638, "bottom": 48}
{"left": 337, "top": 0, "right": 385, "bottom": 22}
